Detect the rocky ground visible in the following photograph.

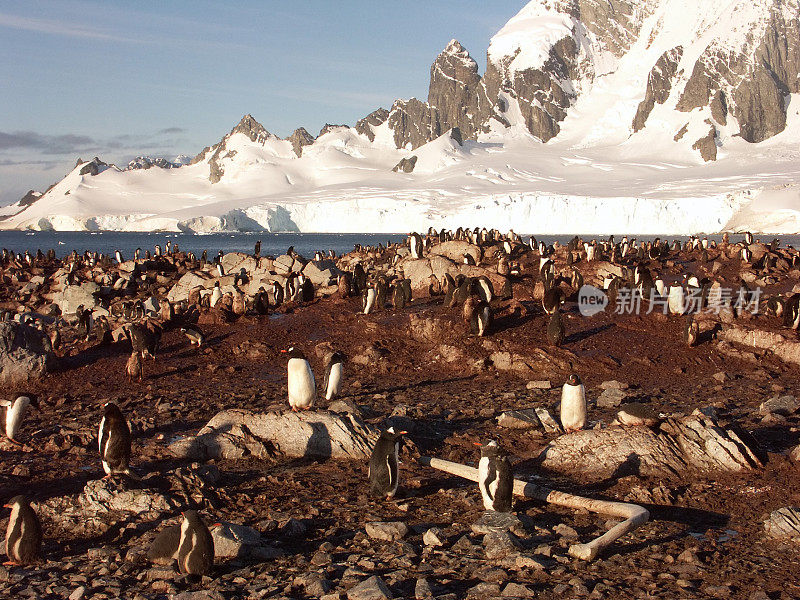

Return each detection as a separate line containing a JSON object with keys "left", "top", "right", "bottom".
{"left": 1, "top": 239, "right": 800, "bottom": 600}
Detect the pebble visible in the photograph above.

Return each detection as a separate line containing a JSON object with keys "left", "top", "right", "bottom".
{"left": 422, "top": 527, "right": 445, "bottom": 547}
{"left": 346, "top": 575, "right": 393, "bottom": 600}
{"left": 365, "top": 521, "right": 408, "bottom": 542}
{"left": 527, "top": 380, "right": 551, "bottom": 390}
{"left": 68, "top": 586, "right": 87, "bottom": 600}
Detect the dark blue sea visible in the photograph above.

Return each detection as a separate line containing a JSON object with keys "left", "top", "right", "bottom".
{"left": 0, "top": 231, "right": 796, "bottom": 259}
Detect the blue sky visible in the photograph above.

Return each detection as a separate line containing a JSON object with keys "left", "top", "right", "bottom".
{"left": 0, "top": 1, "right": 522, "bottom": 205}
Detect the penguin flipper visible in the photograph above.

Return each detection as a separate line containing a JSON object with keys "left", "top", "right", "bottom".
{"left": 322, "top": 362, "right": 332, "bottom": 398}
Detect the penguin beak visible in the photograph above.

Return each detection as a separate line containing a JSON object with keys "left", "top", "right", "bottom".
{"left": 280, "top": 349, "right": 287, "bottom": 354}
{"left": 399, "top": 431, "right": 408, "bottom": 435}
{"left": 211, "top": 523, "right": 222, "bottom": 528}
{"left": 473, "top": 442, "right": 483, "bottom": 447}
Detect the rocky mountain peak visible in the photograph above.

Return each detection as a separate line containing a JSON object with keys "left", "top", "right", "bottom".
{"left": 231, "top": 114, "right": 272, "bottom": 144}
{"left": 286, "top": 127, "right": 315, "bottom": 157}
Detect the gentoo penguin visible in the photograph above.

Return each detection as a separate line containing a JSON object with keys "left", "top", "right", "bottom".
{"left": 368, "top": 427, "right": 407, "bottom": 498}
{"left": 684, "top": 315, "right": 699, "bottom": 347}
{"left": 98, "top": 401, "right": 135, "bottom": 479}
{"left": 209, "top": 282, "right": 222, "bottom": 308}
{"left": 300, "top": 275, "right": 315, "bottom": 302}
{"left": 322, "top": 351, "right": 346, "bottom": 401}
{"left": 362, "top": 285, "right": 376, "bottom": 315}
{"left": 0, "top": 394, "right": 39, "bottom": 446}
{"left": 744, "top": 231, "right": 754, "bottom": 245}
{"left": 115, "top": 250, "right": 123, "bottom": 264}
{"left": 126, "top": 351, "right": 143, "bottom": 382}
{"left": 392, "top": 282, "right": 406, "bottom": 309}
{"left": 542, "top": 286, "right": 566, "bottom": 314}
{"left": 337, "top": 274, "right": 352, "bottom": 299}
{"left": 181, "top": 326, "right": 205, "bottom": 347}
{"left": 215, "top": 261, "right": 225, "bottom": 278}
{"left": 409, "top": 233, "right": 423, "bottom": 259}
{"left": 254, "top": 240, "right": 261, "bottom": 259}
{"left": 547, "top": 310, "right": 565, "bottom": 347}
{"left": 134, "top": 247, "right": 141, "bottom": 261}
{"left": 464, "top": 296, "right": 492, "bottom": 337}
{"left": 4, "top": 495, "right": 42, "bottom": 565}
{"left": 473, "top": 276, "right": 493, "bottom": 303}
{"left": 476, "top": 440, "right": 513, "bottom": 513}
{"left": 177, "top": 510, "right": 214, "bottom": 577}
{"left": 614, "top": 402, "right": 659, "bottom": 427}
{"left": 155, "top": 244, "right": 162, "bottom": 257}
{"left": 559, "top": 374, "right": 587, "bottom": 433}
{"left": 375, "top": 277, "right": 389, "bottom": 309}
{"left": 668, "top": 284, "right": 685, "bottom": 314}
{"left": 284, "top": 347, "right": 316, "bottom": 411}
{"left": 270, "top": 280, "right": 284, "bottom": 306}
{"left": 352, "top": 263, "right": 367, "bottom": 295}
{"left": 254, "top": 287, "right": 270, "bottom": 315}
{"left": 741, "top": 246, "right": 752, "bottom": 263}
{"left": 428, "top": 274, "right": 442, "bottom": 296}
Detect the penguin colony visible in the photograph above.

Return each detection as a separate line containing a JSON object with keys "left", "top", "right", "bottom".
{"left": 0, "top": 229, "right": 795, "bottom": 581}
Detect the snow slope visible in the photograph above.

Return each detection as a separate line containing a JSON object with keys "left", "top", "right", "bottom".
{"left": 4, "top": 0, "right": 800, "bottom": 234}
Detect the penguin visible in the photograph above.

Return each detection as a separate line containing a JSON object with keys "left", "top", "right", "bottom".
{"left": 155, "top": 244, "right": 162, "bottom": 257}
{"left": 542, "top": 286, "right": 566, "bottom": 314}
{"left": 254, "top": 240, "right": 261, "bottom": 259}
{"left": 450, "top": 275, "right": 471, "bottom": 307}
{"left": 337, "top": 274, "right": 352, "bottom": 299}
{"left": 98, "top": 401, "right": 134, "bottom": 479}
{"left": 409, "top": 233, "right": 423, "bottom": 259}
{"left": 744, "top": 231, "right": 754, "bottom": 245}
{"left": 401, "top": 278, "right": 412, "bottom": 304}
{"left": 547, "top": 310, "right": 565, "bottom": 347}
{"left": 473, "top": 276, "right": 494, "bottom": 304}
{"left": 284, "top": 347, "right": 316, "bottom": 411}
{"left": 684, "top": 314, "right": 699, "bottom": 347}
{"left": 464, "top": 296, "right": 492, "bottom": 337}
{"left": 668, "top": 284, "right": 685, "bottom": 314}
{"left": 352, "top": 263, "right": 367, "bottom": 295}
{"left": 375, "top": 277, "right": 389, "bottom": 309}
{"left": 368, "top": 427, "right": 406, "bottom": 498}
{"left": 463, "top": 253, "right": 476, "bottom": 266}
{"left": 0, "top": 394, "right": 39, "bottom": 446}
{"left": 177, "top": 510, "right": 214, "bottom": 577}
{"left": 362, "top": 285, "right": 376, "bottom": 315}
{"left": 181, "top": 326, "right": 205, "bottom": 347}
{"left": 3, "top": 495, "right": 42, "bottom": 566}
{"left": 500, "top": 275, "right": 513, "bottom": 300}
{"left": 115, "top": 250, "right": 123, "bottom": 264}
{"left": 160, "top": 298, "right": 174, "bottom": 323}
{"left": 322, "top": 351, "right": 346, "bottom": 401}
{"left": 215, "top": 262, "right": 225, "bottom": 278}
{"left": 476, "top": 440, "right": 513, "bottom": 513}
{"left": 270, "top": 280, "right": 284, "bottom": 306}
{"left": 428, "top": 274, "right": 442, "bottom": 296}
{"left": 232, "top": 287, "right": 246, "bottom": 315}
{"left": 126, "top": 351, "right": 143, "bottom": 382}
{"left": 559, "top": 374, "right": 587, "bottom": 433}
{"left": 254, "top": 287, "right": 270, "bottom": 315}
{"left": 300, "top": 275, "right": 315, "bottom": 302}
{"left": 209, "top": 282, "right": 222, "bottom": 308}
{"left": 392, "top": 282, "right": 405, "bottom": 309}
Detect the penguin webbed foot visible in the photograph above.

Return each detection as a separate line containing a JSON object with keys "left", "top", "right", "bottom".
{"left": 7, "top": 437, "right": 23, "bottom": 447}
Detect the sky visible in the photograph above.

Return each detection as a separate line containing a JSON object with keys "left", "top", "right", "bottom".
{"left": 0, "top": 0, "right": 523, "bottom": 205}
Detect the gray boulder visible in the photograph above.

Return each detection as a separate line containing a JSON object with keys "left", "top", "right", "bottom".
{"left": 0, "top": 322, "right": 52, "bottom": 385}
{"left": 53, "top": 281, "right": 99, "bottom": 315}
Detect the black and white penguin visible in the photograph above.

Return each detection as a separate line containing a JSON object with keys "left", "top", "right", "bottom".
{"left": 215, "top": 261, "right": 225, "bottom": 278}
{"left": 98, "top": 401, "right": 134, "bottom": 479}
{"left": 473, "top": 276, "right": 494, "bottom": 304}
{"left": 744, "top": 231, "right": 754, "bottom": 245}
{"left": 300, "top": 275, "right": 315, "bottom": 302}
{"left": 134, "top": 247, "right": 141, "bottom": 261}
{"left": 322, "top": 351, "right": 346, "bottom": 401}
{"left": 209, "top": 281, "right": 222, "bottom": 308}
{"left": 181, "top": 326, "right": 205, "bottom": 347}
{"left": 375, "top": 277, "right": 389, "bottom": 309}
{"left": 392, "top": 282, "right": 406, "bottom": 309}
{"left": 4, "top": 495, "right": 42, "bottom": 565}
{"left": 177, "top": 510, "right": 214, "bottom": 577}
{"left": 1, "top": 394, "right": 39, "bottom": 446}
{"left": 254, "top": 287, "right": 270, "bottom": 315}
{"left": 284, "top": 347, "right": 316, "bottom": 411}
{"left": 542, "top": 286, "right": 566, "bottom": 314}
{"left": 409, "top": 233, "right": 423, "bottom": 259}
{"left": 476, "top": 440, "right": 513, "bottom": 513}
{"left": 547, "top": 310, "right": 565, "bottom": 347}
{"left": 115, "top": 250, "right": 123, "bottom": 264}
{"left": 270, "top": 280, "right": 284, "bottom": 306}
{"left": 362, "top": 285, "right": 376, "bottom": 314}
{"left": 464, "top": 296, "right": 492, "bottom": 337}
{"left": 254, "top": 240, "right": 261, "bottom": 259}
{"left": 154, "top": 244, "right": 162, "bottom": 257}
{"left": 352, "top": 263, "right": 367, "bottom": 295}
{"left": 684, "top": 314, "right": 699, "bottom": 347}
{"left": 368, "top": 427, "right": 406, "bottom": 498}
{"left": 560, "top": 374, "right": 587, "bottom": 433}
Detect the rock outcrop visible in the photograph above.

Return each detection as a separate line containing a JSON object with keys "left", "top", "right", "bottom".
{"left": 0, "top": 322, "right": 52, "bottom": 385}
{"left": 286, "top": 128, "right": 315, "bottom": 157}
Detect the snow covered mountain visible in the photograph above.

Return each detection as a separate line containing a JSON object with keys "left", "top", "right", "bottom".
{"left": 4, "top": 0, "right": 800, "bottom": 234}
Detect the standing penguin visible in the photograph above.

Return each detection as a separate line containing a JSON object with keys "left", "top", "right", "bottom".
{"left": 177, "top": 510, "right": 214, "bottom": 577}
{"left": 542, "top": 286, "right": 566, "bottom": 314}
{"left": 464, "top": 296, "right": 492, "bottom": 337}
{"left": 4, "top": 496, "right": 42, "bottom": 565}
{"left": 209, "top": 282, "right": 222, "bottom": 308}
{"left": 560, "top": 374, "right": 587, "bottom": 433}
{"left": 547, "top": 310, "right": 565, "bottom": 347}
{"left": 126, "top": 351, "right": 143, "bottom": 382}
{"left": 98, "top": 402, "right": 135, "bottom": 479}
{"left": 0, "top": 394, "right": 39, "bottom": 446}
{"left": 368, "top": 427, "right": 407, "bottom": 498}
{"left": 476, "top": 440, "right": 513, "bottom": 513}
{"left": 322, "top": 351, "right": 346, "bottom": 401}
{"left": 362, "top": 285, "right": 376, "bottom": 315}
{"left": 284, "top": 347, "right": 316, "bottom": 411}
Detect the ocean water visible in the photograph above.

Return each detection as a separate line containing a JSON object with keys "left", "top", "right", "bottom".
{"left": 0, "top": 231, "right": 796, "bottom": 259}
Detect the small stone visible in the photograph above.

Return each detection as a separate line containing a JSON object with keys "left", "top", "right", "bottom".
{"left": 497, "top": 409, "right": 542, "bottom": 430}
{"left": 514, "top": 555, "right": 548, "bottom": 570}
{"left": 534, "top": 408, "right": 563, "bottom": 433}
{"left": 712, "top": 372, "right": 727, "bottom": 383}
{"left": 483, "top": 530, "right": 522, "bottom": 560}
{"left": 422, "top": 527, "right": 445, "bottom": 547}
{"left": 527, "top": 380, "right": 551, "bottom": 390}
{"left": 759, "top": 395, "right": 800, "bottom": 416}
{"left": 502, "top": 582, "right": 536, "bottom": 597}
{"left": 295, "top": 572, "right": 333, "bottom": 596}
{"left": 554, "top": 523, "right": 579, "bottom": 539}
{"left": 467, "top": 582, "right": 502, "bottom": 598}
{"left": 69, "top": 586, "right": 87, "bottom": 600}
{"left": 415, "top": 577, "right": 434, "bottom": 599}
{"left": 365, "top": 521, "right": 408, "bottom": 542}
{"left": 597, "top": 387, "right": 628, "bottom": 408}
{"left": 347, "top": 575, "right": 393, "bottom": 600}
{"left": 600, "top": 380, "right": 628, "bottom": 390}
